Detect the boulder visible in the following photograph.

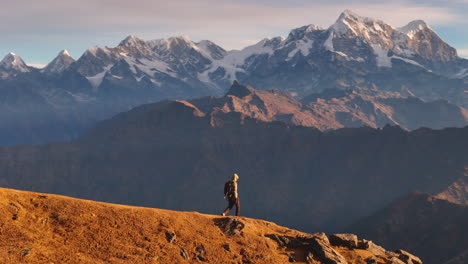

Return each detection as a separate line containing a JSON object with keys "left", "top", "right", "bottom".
{"left": 195, "top": 244, "right": 207, "bottom": 262}
{"left": 222, "top": 244, "right": 230, "bottom": 251}
{"left": 396, "top": 249, "right": 423, "bottom": 264}
{"left": 390, "top": 256, "right": 407, "bottom": 264}
{"left": 287, "top": 252, "right": 297, "bottom": 262}
{"left": 329, "top": 234, "right": 358, "bottom": 248}
{"left": 266, "top": 234, "right": 301, "bottom": 248}
{"left": 165, "top": 231, "right": 176, "bottom": 243}
{"left": 358, "top": 240, "right": 388, "bottom": 256}
{"left": 214, "top": 217, "right": 245, "bottom": 236}
{"left": 20, "top": 248, "right": 32, "bottom": 257}
{"left": 313, "top": 232, "right": 330, "bottom": 244}
{"left": 179, "top": 247, "right": 189, "bottom": 260}
{"left": 309, "top": 236, "right": 348, "bottom": 264}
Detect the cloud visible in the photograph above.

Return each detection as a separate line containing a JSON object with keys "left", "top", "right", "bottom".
{"left": 27, "top": 63, "right": 46, "bottom": 69}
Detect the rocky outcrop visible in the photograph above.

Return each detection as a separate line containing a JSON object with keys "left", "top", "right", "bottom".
{"left": 189, "top": 83, "right": 468, "bottom": 131}
{"left": 309, "top": 235, "right": 348, "bottom": 264}
{"left": 214, "top": 217, "right": 245, "bottom": 236}
{"left": 265, "top": 231, "right": 423, "bottom": 264}
{"left": 329, "top": 233, "right": 358, "bottom": 248}
{"left": 435, "top": 175, "right": 468, "bottom": 205}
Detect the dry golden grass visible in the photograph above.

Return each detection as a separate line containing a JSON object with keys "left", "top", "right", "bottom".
{"left": 0, "top": 188, "right": 390, "bottom": 263}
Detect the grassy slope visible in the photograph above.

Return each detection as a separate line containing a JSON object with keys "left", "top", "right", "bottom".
{"left": 0, "top": 187, "right": 393, "bottom": 264}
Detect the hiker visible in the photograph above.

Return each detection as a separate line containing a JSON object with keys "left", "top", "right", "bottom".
{"left": 222, "top": 173, "right": 240, "bottom": 216}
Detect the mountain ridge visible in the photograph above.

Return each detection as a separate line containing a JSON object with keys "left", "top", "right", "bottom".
{"left": 0, "top": 187, "right": 424, "bottom": 264}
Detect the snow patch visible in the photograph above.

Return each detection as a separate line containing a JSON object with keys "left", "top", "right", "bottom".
{"left": 454, "top": 68, "right": 468, "bottom": 78}
{"left": 199, "top": 38, "right": 275, "bottom": 82}
{"left": 86, "top": 65, "right": 112, "bottom": 88}
{"left": 397, "top": 20, "right": 430, "bottom": 39}
{"left": 371, "top": 44, "right": 391, "bottom": 67}
{"left": 287, "top": 39, "right": 313, "bottom": 59}
{"left": 324, "top": 32, "right": 334, "bottom": 52}
{"left": 86, "top": 71, "right": 107, "bottom": 88}
{"left": 223, "top": 39, "right": 275, "bottom": 66}
{"left": 391, "top": 56, "right": 425, "bottom": 68}
{"left": 66, "top": 91, "right": 95, "bottom": 102}
{"left": 134, "top": 58, "right": 175, "bottom": 77}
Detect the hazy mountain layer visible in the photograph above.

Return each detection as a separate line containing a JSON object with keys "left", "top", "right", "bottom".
{"left": 349, "top": 192, "right": 468, "bottom": 264}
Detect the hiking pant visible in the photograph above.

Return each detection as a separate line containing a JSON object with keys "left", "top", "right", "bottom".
{"left": 223, "top": 197, "right": 240, "bottom": 216}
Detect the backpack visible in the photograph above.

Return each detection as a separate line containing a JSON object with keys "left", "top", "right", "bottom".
{"left": 224, "top": 180, "right": 235, "bottom": 198}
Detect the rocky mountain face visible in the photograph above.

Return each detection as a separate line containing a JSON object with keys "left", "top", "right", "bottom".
{"left": 0, "top": 10, "right": 467, "bottom": 145}
{"left": 189, "top": 82, "right": 467, "bottom": 131}
{"left": 0, "top": 187, "right": 423, "bottom": 264}
{"left": 0, "top": 91, "right": 466, "bottom": 234}
{"left": 435, "top": 174, "right": 468, "bottom": 205}
{"left": 348, "top": 192, "right": 468, "bottom": 264}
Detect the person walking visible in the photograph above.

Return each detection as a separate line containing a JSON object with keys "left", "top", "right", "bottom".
{"left": 222, "top": 173, "right": 240, "bottom": 216}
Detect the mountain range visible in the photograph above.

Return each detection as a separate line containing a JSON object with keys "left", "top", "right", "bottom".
{"left": 0, "top": 10, "right": 467, "bottom": 145}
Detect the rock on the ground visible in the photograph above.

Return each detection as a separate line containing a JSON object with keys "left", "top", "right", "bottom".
{"left": 309, "top": 236, "right": 348, "bottom": 264}
{"left": 329, "top": 233, "right": 358, "bottom": 248}
{"left": 358, "top": 239, "right": 389, "bottom": 256}
{"left": 396, "top": 249, "right": 423, "bottom": 264}
{"left": 214, "top": 217, "right": 245, "bottom": 236}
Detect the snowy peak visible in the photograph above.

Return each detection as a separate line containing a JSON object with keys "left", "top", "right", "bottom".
{"left": 330, "top": 9, "right": 390, "bottom": 37}
{"left": 167, "top": 35, "right": 197, "bottom": 51}
{"left": 287, "top": 24, "right": 323, "bottom": 41}
{"left": 398, "top": 20, "right": 432, "bottom": 39}
{"left": 43, "top": 49, "right": 76, "bottom": 74}
{"left": 195, "top": 40, "right": 227, "bottom": 60}
{"left": 397, "top": 20, "right": 457, "bottom": 62}
{"left": 338, "top": 9, "right": 362, "bottom": 21}
{"left": 0, "top": 52, "right": 30, "bottom": 79}
{"left": 0, "top": 52, "right": 30, "bottom": 72}
{"left": 60, "top": 49, "right": 71, "bottom": 57}
{"left": 118, "top": 35, "right": 145, "bottom": 46}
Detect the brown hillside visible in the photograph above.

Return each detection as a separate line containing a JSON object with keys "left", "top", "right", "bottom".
{"left": 0, "top": 188, "right": 419, "bottom": 264}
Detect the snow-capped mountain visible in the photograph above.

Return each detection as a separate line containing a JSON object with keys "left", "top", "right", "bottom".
{"left": 0, "top": 53, "right": 31, "bottom": 79}
{"left": 72, "top": 35, "right": 226, "bottom": 95}
{"left": 0, "top": 10, "right": 467, "bottom": 145}
{"left": 43, "top": 50, "right": 76, "bottom": 74}
{"left": 47, "top": 10, "right": 468, "bottom": 105}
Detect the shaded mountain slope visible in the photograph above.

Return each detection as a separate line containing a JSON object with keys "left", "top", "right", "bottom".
{"left": 348, "top": 192, "right": 468, "bottom": 264}
{"left": 0, "top": 187, "right": 421, "bottom": 264}
{"left": 435, "top": 174, "right": 468, "bottom": 205}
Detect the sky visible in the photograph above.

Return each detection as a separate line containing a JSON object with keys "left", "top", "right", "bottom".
{"left": 1, "top": 0, "right": 467, "bottom": 67}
